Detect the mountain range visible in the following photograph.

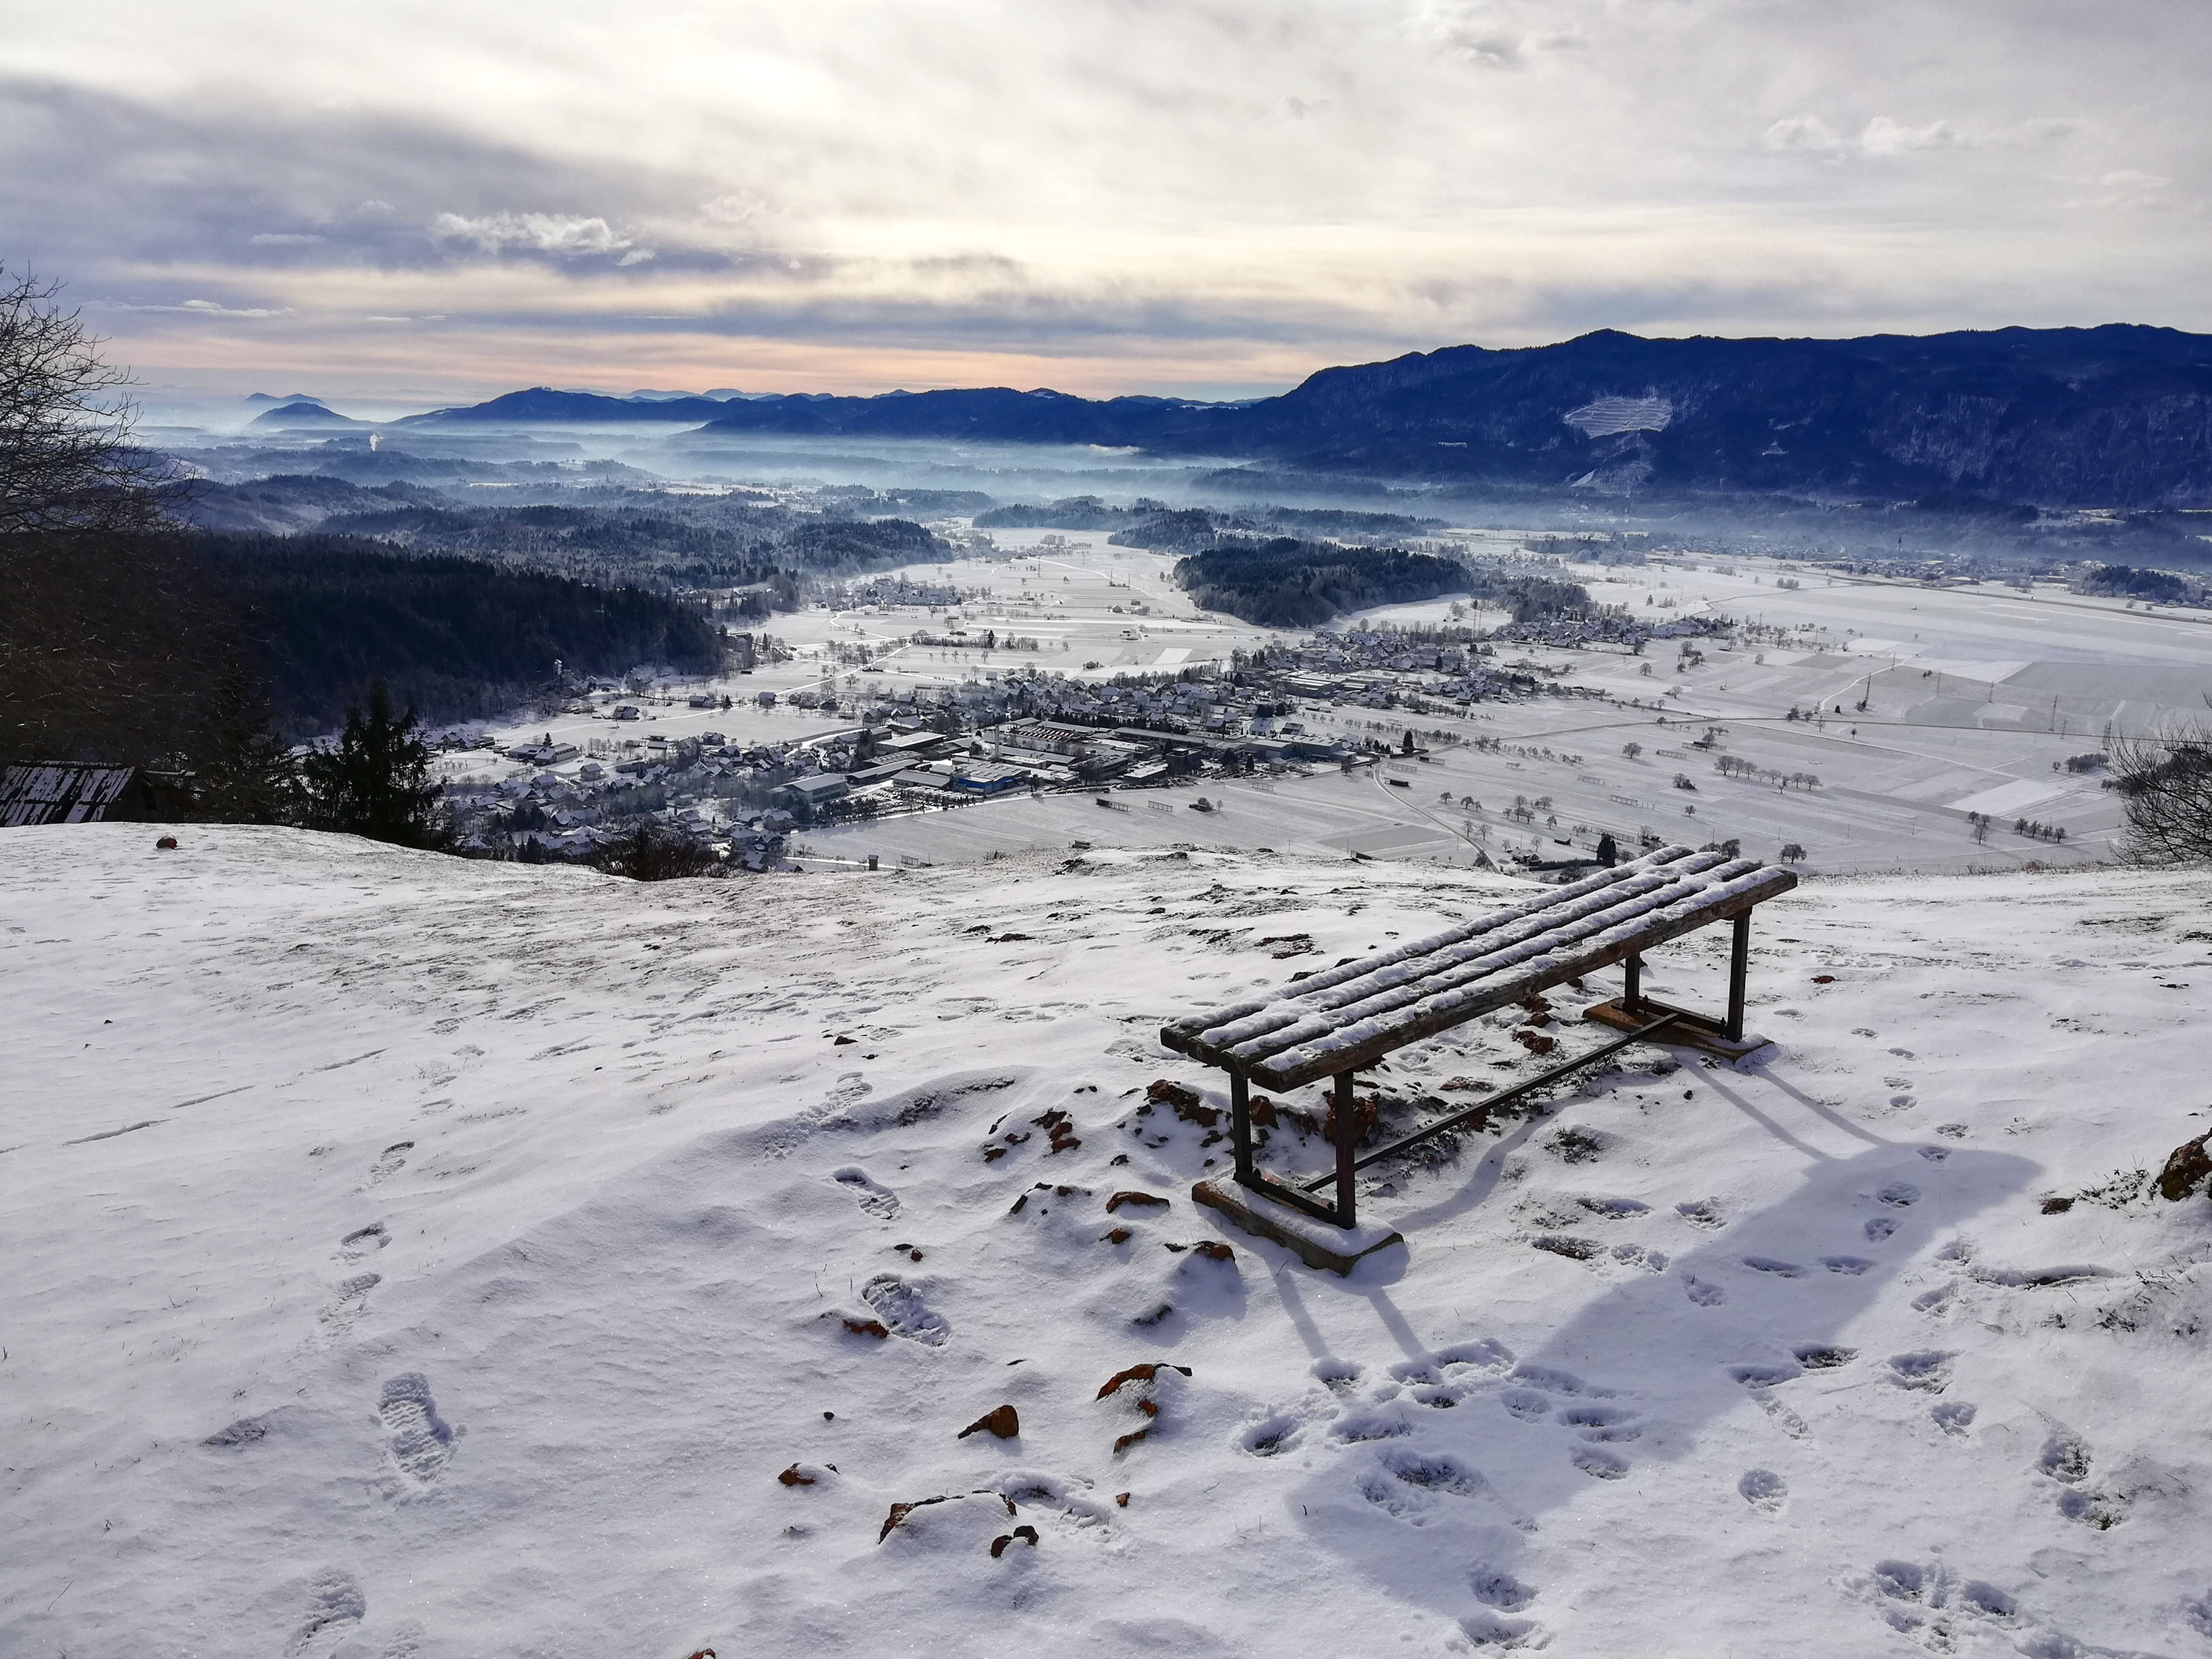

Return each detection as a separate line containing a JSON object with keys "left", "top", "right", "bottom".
{"left": 402, "top": 327, "right": 2212, "bottom": 508}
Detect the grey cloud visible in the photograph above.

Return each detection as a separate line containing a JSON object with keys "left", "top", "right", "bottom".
{"left": 0, "top": 77, "right": 736, "bottom": 281}
{"left": 3, "top": 0, "right": 2209, "bottom": 398}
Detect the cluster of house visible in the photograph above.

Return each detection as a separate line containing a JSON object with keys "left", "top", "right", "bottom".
{"left": 826, "top": 577, "right": 964, "bottom": 610}
{"left": 441, "top": 626, "right": 1658, "bottom": 868}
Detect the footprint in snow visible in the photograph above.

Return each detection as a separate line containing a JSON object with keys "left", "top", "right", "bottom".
{"left": 367, "top": 1142, "right": 413, "bottom": 1184}
{"left": 860, "top": 1273, "right": 949, "bottom": 1345}
{"left": 2038, "top": 1429, "right": 2091, "bottom": 1484}
{"left": 1738, "top": 1469, "right": 1786, "bottom": 1512}
{"left": 319, "top": 1273, "right": 381, "bottom": 1333}
{"left": 1931, "top": 1401, "right": 1976, "bottom": 1436}
{"left": 1359, "top": 1449, "right": 1506, "bottom": 1523}
{"left": 1859, "top": 1558, "right": 2025, "bottom": 1647}
{"left": 338, "top": 1222, "right": 389, "bottom": 1258}
{"left": 832, "top": 1166, "right": 899, "bottom": 1220}
{"left": 1470, "top": 1567, "right": 1538, "bottom": 1612}
{"left": 377, "top": 1373, "right": 455, "bottom": 1488}
{"left": 1885, "top": 1351, "right": 1953, "bottom": 1393}
{"left": 1557, "top": 1401, "right": 1640, "bottom": 1441}
{"left": 287, "top": 1568, "right": 366, "bottom": 1656}
{"left": 1571, "top": 1445, "right": 1630, "bottom": 1479}
{"left": 1682, "top": 1274, "right": 1727, "bottom": 1305}
{"left": 1460, "top": 1608, "right": 1545, "bottom": 1648}
{"left": 1727, "top": 1366, "right": 1813, "bottom": 1440}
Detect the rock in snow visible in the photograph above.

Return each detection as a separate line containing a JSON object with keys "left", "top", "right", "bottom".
{"left": 2, "top": 823, "right": 2210, "bottom": 1656}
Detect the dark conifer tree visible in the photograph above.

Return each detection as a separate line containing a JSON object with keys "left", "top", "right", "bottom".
{"left": 302, "top": 682, "right": 451, "bottom": 848}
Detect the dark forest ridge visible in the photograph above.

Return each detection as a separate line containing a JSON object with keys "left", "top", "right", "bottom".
{"left": 403, "top": 325, "right": 2212, "bottom": 509}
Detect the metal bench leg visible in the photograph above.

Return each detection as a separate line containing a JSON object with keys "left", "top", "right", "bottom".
{"left": 1726, "top": 914, "right": 1750, "bottom": 1042}
{"left": 1333, "top": 1071, "right": 1358, "bottom": 1229}
{"left": 1624, "top": 951, "right": 1643, "bottom": 1012}
{"left": 1230, "top": 1071, "right": 1255, "bottom": 1185}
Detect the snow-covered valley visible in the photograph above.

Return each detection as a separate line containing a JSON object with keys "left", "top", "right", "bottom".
{"left": 4, "top": 826, "right": 2209, "bottom": 1658}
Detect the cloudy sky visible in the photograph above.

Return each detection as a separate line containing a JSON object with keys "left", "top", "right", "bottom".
{"left": 3, "top": 1, "right": 2207, "bottom": 405}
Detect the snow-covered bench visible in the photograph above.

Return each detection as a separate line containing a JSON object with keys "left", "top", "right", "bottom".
{"left": 1161, "top": 845, "right": 1798, "bottom": 1239}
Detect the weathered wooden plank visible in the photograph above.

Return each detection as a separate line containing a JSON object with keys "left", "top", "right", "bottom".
{"left": 1160, "top": 857, "right": 1797, "bottom": 1092}
{"left": 1182, "top": 856, "right": 1743, "bottom": 1059}
{"left": 1172, "top": 853, "right": 1764, "bottom": 1063}
{"left": 1160, "top": 846, "right": 1714, "bottom": 1044}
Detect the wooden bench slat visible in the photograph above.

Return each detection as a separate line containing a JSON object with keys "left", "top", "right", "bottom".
{"left": 1233, "top": 868, "right": 1793, "bottom": 1088}
{"left": 1185, "top": 852, "right": 1737, "bottom": 1057}
{"left": 1160, "top": 846, "right": 1713, "bottom": 1044}
{"left": 1158, "top": 845, "right": 1798, "bottom": 1093}
{"left": 1208, "top": 861, "right": 1756, "bottom": 1064}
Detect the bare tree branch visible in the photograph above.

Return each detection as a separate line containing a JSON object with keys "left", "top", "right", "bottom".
{"left": 0, "top": 266, "right": 183, "bottom": 536}
{"left": 2110, "top": 716, "right": 2212, "bottom": 866}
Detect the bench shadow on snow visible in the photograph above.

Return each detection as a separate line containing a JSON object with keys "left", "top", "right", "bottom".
{"left": 1273, "top": 1115, "right": 2038, "bottom": 1641}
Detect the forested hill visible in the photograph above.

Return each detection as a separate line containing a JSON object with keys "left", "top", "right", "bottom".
{"left": 1173, "top": 542, "right": 1475, "bottom": 628}
{"left": 1173, "top": 539, "right": 1597, "bottom": 627}
{"left": 194, "top": 536, "right": 724, "bottom": 737}
{"left": 409, "top": 326, "right": 2212, "bottom": 508}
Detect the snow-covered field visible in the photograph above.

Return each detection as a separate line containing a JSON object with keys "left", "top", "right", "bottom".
{"left": 5, "top": 825, "right": 2209, "bottom": 1658}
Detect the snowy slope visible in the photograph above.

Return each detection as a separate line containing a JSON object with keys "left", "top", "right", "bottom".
{"left": 3, "top": 825, "right": 2209, "bottom": 1659}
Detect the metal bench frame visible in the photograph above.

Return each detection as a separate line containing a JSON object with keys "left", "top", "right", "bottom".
{"left": 1160, "top": 846, "right": 1797, "bottom": 1230}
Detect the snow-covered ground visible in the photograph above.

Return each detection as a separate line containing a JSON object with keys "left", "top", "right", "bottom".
{"left": 5, "top": 825, "right": 2209, "bottom": 1658}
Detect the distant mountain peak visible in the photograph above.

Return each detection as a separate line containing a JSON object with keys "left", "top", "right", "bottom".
{"left": 400, "top": 326, "right": 2212, "bottom": 507}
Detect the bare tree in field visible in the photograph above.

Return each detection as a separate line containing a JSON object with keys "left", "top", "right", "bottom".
{"left": 2110, "top": 716, "right": 2212, "bottom": 865}
{"left": 0, "top": 266, "right": 180, "bottom": 535}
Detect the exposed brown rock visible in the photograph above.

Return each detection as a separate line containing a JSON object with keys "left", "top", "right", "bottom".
{"left": 1102, "top": 1227, "right": 1132, "bottom": 1244}
{"left": 1115, "top": 1492, "right": 1130, "bottom": 1507}
{"left": 1113, "top": 1427, "right": 1152, "bottom": 1454}
{"left": 777, "top": 1465, "right": 815, "bottom": 1487}
{"left": 1513, "top": 1029, "right": 1558, "bottom": 1056}
{"left": 842, "top": 1318, "right": 890, "bottom": 1339}
{"left": 2157, "top": 1130, "right": 2212, "bottom": 1202}
{"left": 1811, "top": 974, "right": 1837, "bottom": 984}
{"left": 1097, "top": 1362, "right": 1193, "bottom": 1399}
{"left": 1192, "top": 1241, "right": 1235, "bottom": 1262}
{"left": 1107, "top": 1190, "right": 1170, "bottom": 1214}
{"left": 958, "top": 1405, "right": 1021, "bottom": 1440}
{"left": 1318, "top": 1094, "right": 1379, "bottom": 1147}
{"left": 879, "top": 1494, "right": 953, "bottom": 1542}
